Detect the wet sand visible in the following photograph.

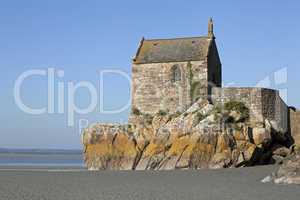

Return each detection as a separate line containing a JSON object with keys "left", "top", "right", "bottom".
{"left": 0, "top": 165, "right": 299, "bottom": 200}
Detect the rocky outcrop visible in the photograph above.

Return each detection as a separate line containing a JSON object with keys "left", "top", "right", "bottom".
{"left": 262, "top": 147, "right": 300, "bottom": 185}
{"left": 82, "top": 100, "right": 291, "bottom": 170}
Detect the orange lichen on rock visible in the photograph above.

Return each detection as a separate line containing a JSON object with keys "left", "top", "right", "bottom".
{"left": 82, "top": 100, "right": 292, "bottom": 170}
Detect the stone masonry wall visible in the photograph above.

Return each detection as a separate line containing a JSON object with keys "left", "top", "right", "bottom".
{"left": 131, "top": 60, "right": 207, "bottom": 116}
{"left": 211, "top": 87, "right": 288, "bottom": 132}
{"left": 261, "top": 89, "right": 288, "bottom": 133}
{"left": 290, "top": 109, "right": 300, "bottom": 146}
{"left": 211, "top": 87, "right": 264, "bottom": 124}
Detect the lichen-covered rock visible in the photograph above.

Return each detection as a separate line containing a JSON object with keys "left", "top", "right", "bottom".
{"left": 252, "top": 127, "right": 271, "bottom": 145}
{"left": 272, "top": 145, "right": 290, "bottom": 157}
{"left": 262, "top": 149, "right": 300, "bottom": 185}
{"left": 82, "top": 101, "right": 292, "bottom": 170}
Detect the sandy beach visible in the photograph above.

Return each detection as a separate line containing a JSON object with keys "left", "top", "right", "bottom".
{"left": 0, "top": 165, "right": 299, "bottom": 200}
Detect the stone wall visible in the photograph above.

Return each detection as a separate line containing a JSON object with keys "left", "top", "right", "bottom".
{"left": 211, "top": 87, "right": 288, "bottom": 132}
{"left": 290, "top": 109, "right": 300, "bottom": 146}
{"left": 269, "top": 90, "right": 288, "bottom": 132}
{"left": 211, "top": 87, "right": 264, "bottom": 124}
{"left": 131, "top": 60, "right": 207, "bottom": 116}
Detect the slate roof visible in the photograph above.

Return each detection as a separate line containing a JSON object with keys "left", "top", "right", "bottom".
{"left": 133, "top": 36, "right": 212, "bottom": 64}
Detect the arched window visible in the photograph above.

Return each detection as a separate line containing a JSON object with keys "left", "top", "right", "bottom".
{"left": 171, "top": 65, "right": 181, "bottom": 83}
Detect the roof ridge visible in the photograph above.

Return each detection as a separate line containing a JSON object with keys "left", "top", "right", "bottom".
{"left": 145, "top": 36, "right": 209, "bottom": 41}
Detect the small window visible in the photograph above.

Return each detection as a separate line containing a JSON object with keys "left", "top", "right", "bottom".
{"left": 171, "top": 65, "right": 181, "bottom": 83}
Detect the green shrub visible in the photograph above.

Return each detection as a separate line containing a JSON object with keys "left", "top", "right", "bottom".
{"left": 173, "top": 111, "right": 182, "bottom": 118}
{"left": 192, "top": 112, "right": 206, "bottom": 126}
{"left": 143, "top": 113, "right": 153, "bottom": 125}
{"left": 196, "top": 112, "right": 206, "bottom": 121}
{"left": 168, "top": 111, "right": 182, "bottom": 121}
{"left": 196, "top": 112, "right": 205, "bottom": 122}
{"left": 194, "top": 96, "right": 201, "bottom": 102}
{"left": 190, "top": 81, "right": 201, "bottom": 102}
{"left": 213, "top": 105, "right": 222, "bottom": 114}
{"left": 224, "top": 101, "right": 249, "bottom": 121}
{"left": 157, "top": 109, "right": 168, "bottom": 116}
{"left": 225, "top": 116, "right": 235, "bottom": 123}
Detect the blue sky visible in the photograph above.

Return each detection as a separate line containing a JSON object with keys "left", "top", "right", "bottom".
{"left": 0, "top": 0, "right": 299, "bottom": 149}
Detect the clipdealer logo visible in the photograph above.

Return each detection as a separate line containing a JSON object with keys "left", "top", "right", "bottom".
{"left": 13, "top": 68, "right": 131, "bottom": 131}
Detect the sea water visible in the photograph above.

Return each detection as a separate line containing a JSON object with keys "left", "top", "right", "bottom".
{"left": 0, "top": 149, "right": 84, "bottom": 168}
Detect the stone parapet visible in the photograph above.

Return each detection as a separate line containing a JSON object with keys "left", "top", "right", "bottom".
{"left": 211, "top": 87, "right": 288, "bottom": 133}
{"left": 290, "top": 109, "right": 300, "bottom": 146}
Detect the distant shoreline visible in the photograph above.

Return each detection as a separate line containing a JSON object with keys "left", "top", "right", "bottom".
{"left": 0, "top": 148, "right": 82, "bottom": 155}
{"left": 0, "top": 149, "right": 84, "bottom": 168}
